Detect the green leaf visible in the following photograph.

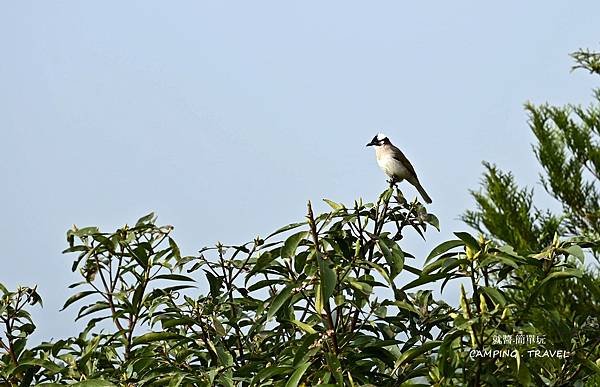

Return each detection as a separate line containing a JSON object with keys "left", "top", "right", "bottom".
{"left": 285, "top": 362, "right": 311, "bottom": 387}
{"left": 255, "top": 366, "right": 294, "bottom": 383}
{"left": 132, "top": 285, "right": 144, "bottom": 309}
{"left": 161, "top": 317, "right": 196, "bottom": 329}
{"left": 267, "top": 285, "right": 293, "bottom": 320}
{"left": 62, "top": 245, "right": 89, "bottom": 253}
{"left": 76, "top": 302, "right": 109, "bottom": 320}
{"left": 378, "top": 238, "right": 404, "bottom": 279}
{"left": 538, "top": 268, "right": 582, "bottom": 288}
{"left": 168, "top": 374, "right": 186, "bottom": 387}
{"left": 395, "top": 340, "right": 442, "bottom": 368}
{"left": 282, "top": 231, "right": 308, "bottom": 259}
{"left": 401, "top": 272, "right": 449, "bottom": 291}
{"left": 319, "top": 260, "right": 337, "bottom": 301}
{"left": 394, "top": 300, "right": 419, "bottom": 314}
{"left": 380, "top": 187, "right": 393, "bottom": 203}
{"left": 528, "top": 268, "right": 583, "bottom": 302}
{"left": 403, "top": 264, "right": 422, "bottom": 276}
{"left": 425, "top": 240, "right": 463, "bottom": 265}
{"left": 293, "top": 333, "right": 320, "bottom": 366}
{"left": 426, "top": 213, "right": 440, "bottom": 231}
{"left": 136, "top": 212, "right": 155, "bottom": 226}
{"left": 71, "top": 380, "right": 118, "bottom": 387}
{"left": 364, "top": 260, "right": 393, "bottom": 287}
{"left": 580, "top": 274, "right": 600, "bottom": 299}
{"left": 267, "top": 222, "right": 307, "bottom": 239}
{"left": 168, "top": 237, "right": 181, "bottom": 260}
{"left": 294, "top": 250, "right": 310, "bottom": 273}
{"left": 72, "top": 227, "right": 100, "bottom": 237}
{"left": 479, "top": 254, "right": 519, "bottom": 269}
{"left": 422, "top": 256, "right": 459, "bottom": 276}
{"left": 323, "top": 198, "right": 344, "bottom": 210}
{"left": 61, "top": 291, "right": 96, "bottom": 311}
{"left": 582, "top": 358, "right": 600, "bottom": 373}
{"left": 247, "top": 279, "right": 282, "bottom": 292}
{"left": 249, "top": 250, "right": 279, "bottom": 278}
{"left": 453, "top": 232, "right": 479, "bottom": 249}
{"left": 154, "top": 274, "right": 196, "bottom": 282}
{"left": 290, "top": 319, "right": 317, "bottom": 334}
{"left": 204, "top": 271, "right": 223, "bottom": 297}
{"left": 348, "top": 280, "right": 372, "bottom": 296}
{"left": 495, "top": 244, "right": 526, "bottom": 259}
{"left": 212, "top": 315, "right": 226, "bottom": 336}
{"left": 17, "top": 358, "right": 63, "bottom": 373}
{"left": 218, "top": 374, "right": 234, "bottom": 387}
{"left": 315, "top": 284, "right": 323, "bottom": 315}
{"left": 325, "top": 352, "right": 343, "bottom": 384}
{"left": 565, "top": 244, "right": 585, "bottom": 262}
{"left": 480, "top": 287, "right": 506, "bottom": 307}
{"left": 132, "top": 332, "right": 182, "bottom": 346}
{"left": 216, "top": 345, "right": 233, "bottom": 366}
{"left": 133, "top": 245, "right": 149, "bottom": 267}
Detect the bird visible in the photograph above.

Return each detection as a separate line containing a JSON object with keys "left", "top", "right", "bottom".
{"left": 366, "top": 133, "right": 432, "bottom": 204}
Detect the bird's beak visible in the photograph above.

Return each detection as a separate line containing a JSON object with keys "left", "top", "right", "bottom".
{"left": 366, "top": 141, "right": 376, "bottom": 147}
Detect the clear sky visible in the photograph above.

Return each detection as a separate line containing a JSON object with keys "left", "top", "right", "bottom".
{"left": 1, "top": 1, "right": 599, "bottom": 341}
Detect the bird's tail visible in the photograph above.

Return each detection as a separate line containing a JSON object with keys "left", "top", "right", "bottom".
{"left": 414, "top": 181, "right": 432, "bottom": 204}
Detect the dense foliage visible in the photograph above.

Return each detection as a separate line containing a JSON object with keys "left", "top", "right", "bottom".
{"left": 1, "top": 191, "right": 597, "bottom": 386}
{"left": 1, "top": 50, "right": 599, "bottom": 386}
{"left": 461, "top": 48, "right": 600, "bottom": 386}
{"left": 463, "top": 49, "right": 600, "bottom": 256}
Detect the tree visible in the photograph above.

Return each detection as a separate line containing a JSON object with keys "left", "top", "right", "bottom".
{"left": 1, "top": 190, "right": 597, "bottom": 385}
{"left": 463, "top": 49, "right": 600, "bottom": 257}
{"left": 2, "top": 50, "right": 600, "bottom": 386}
{"left": 460, "top": 48, "right": 600, "bottom": 386}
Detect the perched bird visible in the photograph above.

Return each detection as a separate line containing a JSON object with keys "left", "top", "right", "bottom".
{"left": 366, "top": 133, "right": 432, "bottom": 204}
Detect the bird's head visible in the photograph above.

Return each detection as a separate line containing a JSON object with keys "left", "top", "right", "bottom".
{"left": 366, "top": 133, "right": 391, "bottom": 147}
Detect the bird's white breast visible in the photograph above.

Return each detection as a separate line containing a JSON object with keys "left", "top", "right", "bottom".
{"left": 376, "top": 148, "right": 410, "bottom": 181}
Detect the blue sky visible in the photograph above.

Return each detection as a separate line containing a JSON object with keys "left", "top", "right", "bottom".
{"left": 1, "top": 1, "right": 599, "bottom": 341}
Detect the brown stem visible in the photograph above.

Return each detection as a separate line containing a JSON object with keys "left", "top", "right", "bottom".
{"left": 469, "top": 261, "right": 483, "bottom": 386}
{"left": 3, "top": 319, "right": 18, "bottom": 365}
{"left": 307, "top": 201, "right": 340, "bottom": 355}
{"left": 351, "top": 183, "right": 394, "bottom": 334}
{"left": 367, "top": 182, "right": 394, "bottom": 263}
{"left": 125, "top": 259, "right": 152, "bottom": 359}
{"left": 91, "top": 247, "right": 126, "bottom": 336}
